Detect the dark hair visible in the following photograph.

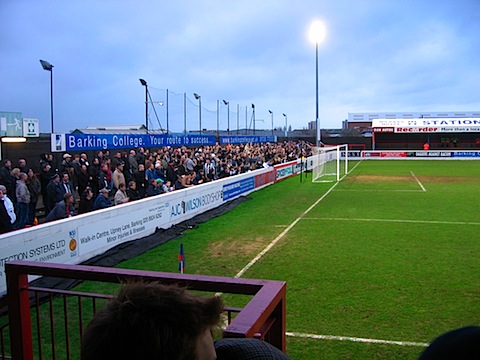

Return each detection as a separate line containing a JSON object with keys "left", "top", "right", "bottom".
{"left": 81, "top": 282, "right": 223, "bottom": 360}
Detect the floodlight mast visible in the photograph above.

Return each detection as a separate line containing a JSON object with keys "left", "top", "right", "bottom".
{"left": 39, "top": 60, "right": 54, "bottom": 133}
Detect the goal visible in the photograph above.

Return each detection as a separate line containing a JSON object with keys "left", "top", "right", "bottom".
{"left": 312, "top": 144, "right": 349, "bottom": 182}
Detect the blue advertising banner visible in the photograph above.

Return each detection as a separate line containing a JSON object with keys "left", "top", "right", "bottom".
{"left": 219, "top": 135, "right": 277, "bottom": 145}
{"left": 52, "top": 133, "right": 217, "bottom": 152}
{"left": 222, "top": 178, "right": 255, "bottom": 201}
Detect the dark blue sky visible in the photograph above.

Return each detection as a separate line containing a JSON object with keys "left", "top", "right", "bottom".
{"left": 1, "top": 0, "right": 479, "bottom": 133}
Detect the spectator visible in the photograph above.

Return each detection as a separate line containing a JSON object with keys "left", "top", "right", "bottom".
{"left": 126, "top": 181, "right": 142, "bottom": 202}
{"left": 9, "top": 167, "right": 21, "bottom": 204}
{"left": 112, "top": 162, "right": 126, "bottom": 192}
{"left": 0, "top": 189, "right": 13, "bottom": 234}
{"left": 15, "top": 172, "right": 30, "bottom": 229}
{"left": 162, "top": 180, "right": 174, "bottom": 193}
{"left": 0, "top": 159, "right": 15, "bottom": 198}
{"left": 60, "top": 172, "right": 75, "bottom": 200}
{"left": 93, "top": 188, "right": 112, "bottom": 210}
{"left": 114, "top": 183, "right": 129, "bottom": 205}
{"left": 80, "top": 282, "right": 223, "bottom": 360}
{"left": 128, "top": 150, "right": 138, "bottom": 175}
{"left": 98, "top": 163, "right": 110, "bottom": 192}
{"left": 88, "top": 157, "right": 100, "bottom": 195}
{"left": 146, "top": 179, "right": 161, "bottom": 197}
{"left": 0, "top": 185, "right": 15, "bottom": 226}
{"left": 60, "top": 153, "right": 74, "bottom": 179}
{"left": 45, "top": 174, "right": 63, "bottom": 214}
{"left": 39, "top": 163, "right": 54, "bottom": 208}
{"left": 45, "top": 193, "right": 75, "bottom": 222}
{"left": 133, "top": 163, "right": 147, "bottom": 197}
{"left": 26, "top": 168, "right": 41, "bottom": 225}
{"left": 78, "top": 187, "right": 95, "bottom": 214}
{"left": 18, "top": 158, "right": 29, "bottom": 173}
{"left": 77, "top": 164, "right": 90, "bottom": 197}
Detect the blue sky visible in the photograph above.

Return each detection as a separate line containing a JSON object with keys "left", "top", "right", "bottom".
{"left": 1, "top": 0, "right": 479, "bottom": 133}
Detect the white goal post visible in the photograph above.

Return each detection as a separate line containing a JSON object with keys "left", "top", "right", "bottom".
{"left": 312, "top": 144, "right": 349, "bottom": 182}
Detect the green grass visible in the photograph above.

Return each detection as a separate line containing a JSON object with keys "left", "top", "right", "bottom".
{"left": 4, "top": 160, "right": 480, "bottom": 359}
{"left": 113, "top": 160, "right": 480, "bottom": 359}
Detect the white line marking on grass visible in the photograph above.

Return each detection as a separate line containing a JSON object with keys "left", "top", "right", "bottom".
{"left": 286, "top": 332, "right": 429, "bottom": 347}
{"left": 303, "top": 217, "right": 480, "bottom": 226}
{"left": 334, "top": 189, "right": 424, "bottom": 192}
{"left": 233, "top": 161, "right": 363, "bottom": 279}
{"left": 410, "top": 171, "right": 427, "bottom": 192}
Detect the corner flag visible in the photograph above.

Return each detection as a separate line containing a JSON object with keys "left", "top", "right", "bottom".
{"left": 178, "top": 243, "right": 185, "bottom": 274}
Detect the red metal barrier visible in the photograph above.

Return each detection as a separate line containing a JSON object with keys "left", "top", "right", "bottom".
{"left": 5, "top": 260, "right": 286, "bottom": 359}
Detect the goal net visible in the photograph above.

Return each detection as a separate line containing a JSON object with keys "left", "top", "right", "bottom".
{"left": 312, "top": 144, "right": 348, "bottom": 182}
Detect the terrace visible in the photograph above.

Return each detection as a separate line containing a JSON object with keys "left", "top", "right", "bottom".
{"left": 1, "top": 260, "right": 286, "bottom": 360}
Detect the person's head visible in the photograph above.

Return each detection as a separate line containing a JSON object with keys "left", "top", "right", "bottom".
{"left": 81, "top": 153, "right": 88, "bottom": 160}
{"left": 128, "top": 181, "right": 136, "bottom": 190}
{"left": 10, "top": 168, "right": 20, "bottom": 178}
{"left": 118, "top": 183, "right": 126, "bottom": 191}
{"left": 51, "top": 174, "right": 60, "bottom": 183}
{"left": 18, "top": 158, "right": 27, "bottom": 167}
{"left": 19, "top": 172, "right": 27, "bottom": 182}
{"left": 138, "top": 164, "right": 145, "bottom": 172}
{"left": 42, "top": 163, "right": 51, "bottom": 172}
{"left": 81, "top": 164, "right": 88, "bottom": 172}
{"left": 62, "top": 173, "right": 70, "bottom": 182}
{"left": 27, "top": 168, "right": 35, "bottom": 179}
{"left": 99, "top": 188, "right": 109, "bottom": 197}
{"left": 81, "top": 282, "right": 223, "bottom": 360}
{"left": 0, "top": 185, "right": 7, "bottom": 195}
{"left": 3, "top": 159, "right": 11, "bottom": 168}
{"left": 117, "top": 162, "right": 124, "bottom": 170}
{"left": 83, "top": 187, "right": 93, "bottom": 200}
{"left": 64, "top": 193, "right": 74, "bottom": 204}
{"left": 130, "top": 150, "right": 136, "bottom": 156}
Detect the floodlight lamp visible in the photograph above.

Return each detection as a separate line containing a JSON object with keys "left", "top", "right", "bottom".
{"left": 309, "top": 20, "right": 327, "bottom": 44}
{"left": 251, "top": 104, "right": 255, "bottom": 109}
{"left": 268, "top": 110, "right": 272, "bottom": 114}
{"left": 283, "top": 113, "right": 286, "bottom": 117}
{"left": 223, "top": 100, "right": 229, "bottom": 105}
{"left": 139, "top": 79, "right": 147, "bottom": 86}
{"left": 194, "top": 93, "right": 200, "bottom": 100}
{"left": 39, "top": 59, "right": 53, "bottom": 71}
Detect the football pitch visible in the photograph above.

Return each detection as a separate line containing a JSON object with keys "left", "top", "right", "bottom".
{"left": 90, "top": 159, "right": 480, "bottom": 358}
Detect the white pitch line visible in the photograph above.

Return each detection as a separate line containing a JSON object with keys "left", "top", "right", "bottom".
{"left": 303, "top": 217, "right": 480, "bottom": 226}
{"left": 233, "top": 161, "right": 363, "bottom": 279}
{"left": 286, "top": 332, "right": 429, "bottom": 347}
{"left": 334, "top": 189, "right": 424, "bottom": 192}
{"left": 410, "top": 171, "right": 427, "bottom": 192}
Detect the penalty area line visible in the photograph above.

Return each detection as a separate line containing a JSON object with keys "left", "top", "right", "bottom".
{"left": 410, "top": 171, "right": 427, "bottom": 192}
{"left": 303, "top": 217, "right": 480, "bottom": 226}
{"left": 233, "top": 161, "right": 362, "bottom": 279}
{"left": 286, "top": 332, "right": 429, "bottom": 347}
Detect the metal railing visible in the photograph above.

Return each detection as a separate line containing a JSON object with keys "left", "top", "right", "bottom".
{"left": 4, "top": 260, "right": 286, "bottom": 359}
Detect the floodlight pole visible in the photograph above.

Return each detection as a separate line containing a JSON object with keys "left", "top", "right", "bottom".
{"left": 194, "top": 93, "right": 202, "bottom": 134}
{"left": 223, "top": 100, "right": 230, "bottom": 135}
{"left": 139, "top": 79, "right": 148, "bottom": 132}
{"left": 283, "top": 113, "right": 287, "bottom": 137}
{"left": 39, "top": 60, "right": 54, "bottom": 133}
{"left": 268, "top": 110, "right": 273, "bottom": 136}
{"left": 315, "top": 41, "right": 320, "bottom": 146}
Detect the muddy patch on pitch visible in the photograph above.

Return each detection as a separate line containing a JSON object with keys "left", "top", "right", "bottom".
{"left": 208, "top": 238, "right": 264, "bottom": 258}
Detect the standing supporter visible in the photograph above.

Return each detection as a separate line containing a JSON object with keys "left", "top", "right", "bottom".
{"left": 113, "top": 162, "right": 126, "bottom": 192}
{"left": 98, "top": 163, "right": 109, "bottom": 192}
{"left": 78, "top": 187, "right": 95, "bottom": 214}
{"left": 145, "top": 162, "right": 156, "bottom": 183}
{"left": 80, "top": 153, "right": 90, "bottom": 168}
{"left": 135, "top": 147, "right": 145, "bottom": 166}
{"left": 0, "top": 160, "right": 15, "bottom": 198}
{"left": 60, "top": 172, "right": 75, "bottom": 200}
{"left": 111, "top": 152, "right": 122, "bottom": 170}
{"left": 15, "top": 172, "right": 30, "bottom": 229}
{"left": 154, "top": 162, "right": 165, "bottom": 181}
{"left": 77, "top": 164, "right": 90, "bottom": 197}
{"left": 204, "top": 158, "right": 215, "bottom": 181}
{"left": 0, "top": 185, "right": 15, "bottom": 226}
{"left": 9, "top": 167, "right": 20, "bottom": 204}
{"left": 88, "top": 157, "right": 100, "bottom": 195}
{"left": 45, "top": 174, "right": 63, "bottom": 214}
{"left": 93, "top": 188, "right": 112, "bottom": 210}
{"left": 39, "top": 163, "right": 54, "bottom": 207}
{"left": 0, "top": 190, "right": 13, "bottom": 234}
{"left": 60, "top": 154, "right": 74, "bottom": 180}
{"left": 134, "top": 163, "right": 147, "bottom": 197}
{"left": 45, "top": 193, "right": 75, "bottom": 222}
{"left": 166, "top": 160, "right": 177, "bottom": 184}
{"left": 121, "top": 152, "right": 131, "bottom": 182}
{"left": 128, "top": 150, "right": 138, "bottom": 175}
{"left": 114, "top": 183, "right": 129, "bottom": 205}
{"left": 126, "top": 181, "right": 142, "bottom": 201}
{"left": 18, "top": 158, "right": 30, "bottom": 174}
{"left": 26, "top": 168, "right": 41, "bottom": 225}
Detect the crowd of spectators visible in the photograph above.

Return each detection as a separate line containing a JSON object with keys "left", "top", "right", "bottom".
{"left": 0, "top": 141, "right": 311, "bottom": 232}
